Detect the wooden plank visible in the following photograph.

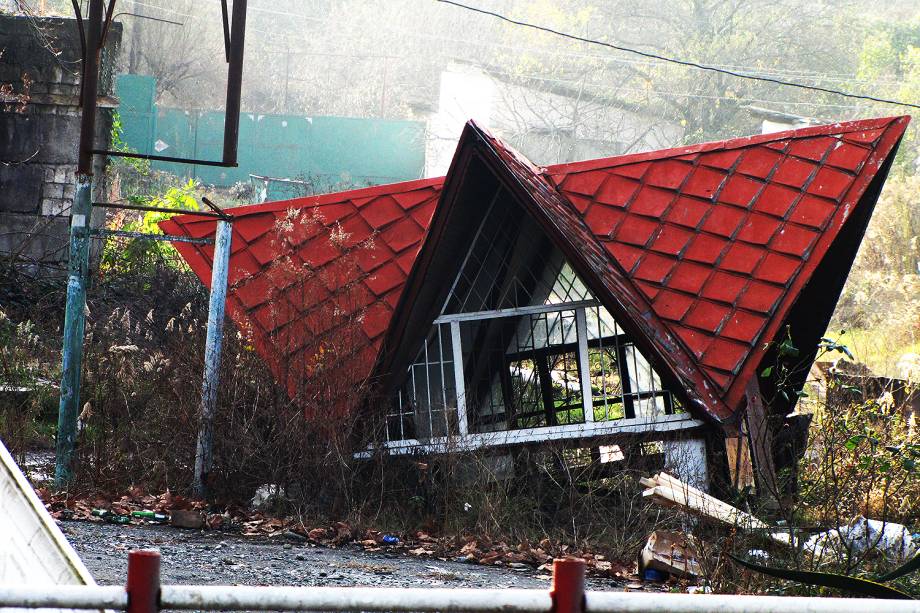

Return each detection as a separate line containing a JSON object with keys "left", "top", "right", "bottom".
{"left": 745, "top": 378, "right": 781, "bottom": 500}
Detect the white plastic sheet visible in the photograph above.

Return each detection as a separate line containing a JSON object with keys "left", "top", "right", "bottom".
{"left": 805, "top": 515, "right": 917, "bottom": 563}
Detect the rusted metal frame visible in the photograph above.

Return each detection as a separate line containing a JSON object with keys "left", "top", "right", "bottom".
{"left": 93, "top": 201, "right": 226, "bottom": 219}
{"left": 89, "top": 228, "right": 214, "bottom": 245}
{"left": 220, "top": 0, "right": 232, "bottom": 63}
{"left": 88, "top": 149, "right": 238, "bottom": 167}
{"left": 71, "top": 1, "right": 86, "bottom": 69}
{"left": 112, "top": 12, "right": 183, "bottom": 26}
{"left": 77, "top": 0, "right": 102, "bottom": 175}
{"left": 201, "top": 196, "right": 231, "bottom": 219}
{"left": 99, "top": 0, "right": 117, "bottom": 49}
{"left": 223, "top": 0, "right": 247, "bottom": 166}
{"left": 90, "top": 0, "right": 248, "bottom": 168}
{"left": 248, "top": 173, "right": 311, "bottom": 185}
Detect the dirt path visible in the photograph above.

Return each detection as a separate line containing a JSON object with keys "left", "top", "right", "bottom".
{"left": 63, "top": 521, "right": 622, "bottom": 590}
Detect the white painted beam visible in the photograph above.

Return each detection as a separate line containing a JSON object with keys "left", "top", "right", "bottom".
{"left": 359, "top": 414, "right": 705, "bottom": 457}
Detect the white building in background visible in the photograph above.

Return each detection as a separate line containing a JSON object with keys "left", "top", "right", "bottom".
{"left": 425, "top": 62, "right": 683, "bottom": 177}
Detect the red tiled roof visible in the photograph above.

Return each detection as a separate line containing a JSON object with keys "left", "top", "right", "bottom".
{"left": 162, "top": 116, "right": 908, "bottom": 421}
{"left": 159, "top": 178, "right": 443, "bottom": 401}
{"left": 542, "top": 116, "right": 909, "bottom": 418}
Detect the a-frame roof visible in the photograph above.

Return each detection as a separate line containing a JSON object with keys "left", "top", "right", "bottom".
{"left": 161, "top": 115, "right": 908, "bottom": 421}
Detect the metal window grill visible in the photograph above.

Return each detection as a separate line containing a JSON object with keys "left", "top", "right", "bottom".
{"left": 389, "top": 190, "right": 678, "bottom": 445}
{"left": 387, "top": 323, "right": 456, "bottom": 441}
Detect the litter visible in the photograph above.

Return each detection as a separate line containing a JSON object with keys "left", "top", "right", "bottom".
{"left": 639, "top": 530, "right": 701, "bottom": 578}
{"left": 640, "top": 472, "right": 791, "bottom": 545}
{"left": 804, "top": 516, "right": 918, "bottom": 563}
{"left": 91, "top": 508, "right": 131, "bottom": 524}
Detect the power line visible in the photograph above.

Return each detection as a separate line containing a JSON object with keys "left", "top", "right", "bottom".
{"left": 122, "top": 0, "right": 898, "bottom": 87}
{"left": 436, "top": 0, "right": 920, "bottom": 111}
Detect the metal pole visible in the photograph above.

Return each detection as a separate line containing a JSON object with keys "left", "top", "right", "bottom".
{"left": 55, "top": 0, "right": 103, "bottom": 488}
{"left": 222, "top": 0, "right": 247, "bottom": 166}
{"left": 550, "top": 558, "right": 585, "bottom": 613}
{"left": 126, "top": 550, "right": 161, "bottom": 613}
{"left": 192, "top": 219, "right": 233, "bottom": 498}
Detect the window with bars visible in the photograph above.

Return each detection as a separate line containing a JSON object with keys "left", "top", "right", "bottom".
{"left": 387, "top": 323, "right": 457, "bottom": 441}
{"left": 384, "top": 192, "right": 681, "bottom": 444}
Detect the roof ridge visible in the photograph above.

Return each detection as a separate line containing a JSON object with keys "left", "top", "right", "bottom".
{"left": 463, "top": 122, "right": 728, "bottom": 419}
{"left": 543, "top": 115, "right": 905, "bottom": 176}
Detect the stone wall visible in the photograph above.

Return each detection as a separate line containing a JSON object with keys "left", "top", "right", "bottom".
{"left": 0, "top": 15, "right": 120, "bottom": 273}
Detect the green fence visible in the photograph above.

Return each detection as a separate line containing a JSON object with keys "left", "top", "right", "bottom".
{"left": 115, "top": 74, "right": 427, "bottom": 198}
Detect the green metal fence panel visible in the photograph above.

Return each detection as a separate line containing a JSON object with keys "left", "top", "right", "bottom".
{"left": 116, "top": 75, "right": 427, "bottom": 192}
{"left": 115, "top": 74, "right": 156, "bottom": 156}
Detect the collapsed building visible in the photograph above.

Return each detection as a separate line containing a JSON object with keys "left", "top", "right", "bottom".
{"left": 161, "top": 115, "right": 909, "bottom": 493}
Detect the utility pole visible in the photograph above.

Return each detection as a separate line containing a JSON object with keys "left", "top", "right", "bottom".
{"left": 55, "top": 0, "right": 103, "bottom": 488}
{"left": 54, "top": 0, "right": 248, "bottom": 496}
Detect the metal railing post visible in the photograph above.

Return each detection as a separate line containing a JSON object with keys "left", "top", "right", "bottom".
{"left": 192, "top": 218, "right": 233, "bottom": 498}
{"left": 55, "top": 0, "right": 103, "bottom": 488}
{"left": 127, "top": 550, "right": 160, "bottom": 613}
{"left": 550, "top": 558, "right": 585, "bottom": 613}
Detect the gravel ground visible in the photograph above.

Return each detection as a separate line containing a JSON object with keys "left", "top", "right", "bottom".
{"left": 62, "top": 521, "right": 622, "bottom": 590}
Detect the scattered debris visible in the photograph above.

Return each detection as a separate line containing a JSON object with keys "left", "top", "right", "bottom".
{"left": 39, "top": 489, "right": 634, "bottom": 578}
{"left": 131, "top": 510, "right": 169, "bottom": 522}
{"left": 805, "top": 516, "right": 918, "bottom": 563}
{"left": 250, "top": 483, "right": 285, "bottom": 510}
{"left": 640, "top": 472, "right": 790, "bottom": 545}
{"left": 170, "top": 509, "right": 205, "bottom": 530}
{"left": 639, "top": 531, "right": 701, "bottom": 578}
{"left": 91, "top": 508, "right": 131, "bottom": 524}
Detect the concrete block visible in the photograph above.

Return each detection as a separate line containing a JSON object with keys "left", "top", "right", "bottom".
{"left": 0, "top": 164, "right": 42, "bottom": 212}
{"left": 43, "top": 183, "right": 64, "bottom": 199}
{"left": 53, "top": 167, "right": 67, "bottom": 183}
{"left": 41, "top": 198, "right": 68, "bottom": 216}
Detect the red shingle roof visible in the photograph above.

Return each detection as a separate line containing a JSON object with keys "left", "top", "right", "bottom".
{"left": 159, "top": 178, "right": 443, "bottom": 400}
{"left": 161, "top": 116, "right": 908, "bottom": 421}
{"left": 543, "top": 116, "right": 908, "bottom": 418}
